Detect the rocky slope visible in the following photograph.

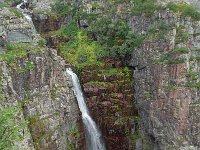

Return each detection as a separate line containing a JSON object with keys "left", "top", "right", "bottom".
{"left": 0, "top": 6, "right": 80, "bottom": 150}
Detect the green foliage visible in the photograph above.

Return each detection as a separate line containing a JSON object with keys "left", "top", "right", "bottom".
{"left": 90, "top": 18, "right": 143, "bottom": 57}
{"left": 190, "top": 56, "right": 200, "bottom": 61}
{"left": 175, "top": 25, "right": 189, "bottom": 44}
{"left": 146, "top": 22, "right": 174, "bottom": 41}
{"left": 0, "top": 48, "right": 27, "bottom": 65}
{"left": 154, "top": 53, "right": 186, "bottom": 64}
{"left": 54, "top": 21, "right": 79, "bottom": 39}
{"left": 131, "top": 0, "right": 162, "bottom": 16}
{"left": 28, "top": 115, "right": 46, "bottom": 149}
{"left": 167, "top": 2, "right": 200, "bottom": 21}
{"left": 185, "top": 81, "right": 200, "bottom": 89}
{"left": 37, "top": 39, "right": 46, "bottom": 47}
{"left": 24, "top": 61, "right": 34, "bottom": 71}
{"left": 0, "top": 106, "right": 27, "bottom": 150}
{"left": 66, "top": 126, "right": 80, "bottom": 150}
{"left": 0, "top": 0, "right": 21, "bottom": 8}
{"left": 51, "top": 0, "right": 70, "bottom": 18}
{"left": 79, "top": 12, "right": 99, "bottom": 22}
{"left": 10, "top": 8, "right": 23, "bottom": 18}
{"left": 59, "top": 31, "right": 103, "bottom": 68}
{"left": 51, "top": 0, "right": 143, "bottom": 61}
{"left": 98, "top": 67, "right": 131, "bottom": 77}
{"left": 128, "top": 132, "right": 142, "bottom": 142}
{"left": 0, "top": 42, "right": 45, "bottom": 67}
{"left": 119, "top": 32, "right": 143, "bottom": 57}
{"left": 186, "top": 69, "right": 199, "bottom": 80}
{"left": 173, "top": 47, "right": 189, "bottom": 53}
{"left": 0, "top": 2, "right": 7, "bottom": 8}
{"left": 0, "top": 80, "right": 4, "bottom": 101}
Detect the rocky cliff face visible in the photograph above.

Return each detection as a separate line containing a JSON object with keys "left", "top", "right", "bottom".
{"left": 79, "top": 59, "right": 137, "bottom": 150}
{"left": 1, "top": 0, "right": 200, "bottom": 150}
{"left": 128, "top": 7, "right": 200, "bottom": 150}
{"left": 0, "top": 6, "right": 80, "bottom": 150}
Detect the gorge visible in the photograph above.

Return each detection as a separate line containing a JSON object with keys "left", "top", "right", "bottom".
{"left": 0, "top": 0, "right": 200, "bottom": 150}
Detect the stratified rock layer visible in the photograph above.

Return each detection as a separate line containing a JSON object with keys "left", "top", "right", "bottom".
{"left": 128, "top": 9, "right": 200, "bottom": 150}
{"left": 79, "top": 59, "right": 137, "bottom": 150}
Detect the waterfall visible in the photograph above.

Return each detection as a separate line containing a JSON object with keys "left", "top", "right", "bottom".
{"left": 66, "top": 68, "right": 106, "bottom": 150}
{"left": 16, "top": 0, "right": 105, "bottom": 148}
{"left": 16, "top": 0, "right": 36, "bottom": 33}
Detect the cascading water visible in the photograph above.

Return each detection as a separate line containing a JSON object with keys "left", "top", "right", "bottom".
{"left": 67, "top": 68, "right": 106, "bottom": 150}
{"left": 16, "top": 0, "right": 105, "bottom": 148}
{"left": 16, "top": 0, "right": 36, "bottom": 33}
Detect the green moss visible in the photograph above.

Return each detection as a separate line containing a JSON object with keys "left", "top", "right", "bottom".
{"left": 10, "top": 8, "right": 23, "bottom": 18}
{"left": 131, "top": 0, "right": 162, "bottom": 16}
{"left": 0, "top": 42, "right": 45, "bottom": 67}
{"left": 50, "top": 84, "right": 61, "bottom": 100}
{"left": 190, "top": 56, "right": 200, "bottom": 61}
{"left": 175, "top": 25, "right": 189, "bottom": 44}
{"left": 88, "top": 81, "right": 113, "bottom": 87}
{"left": 0, "top": 48, "right": 27, "bottom": 65}
{"left": 66, "top": 126, "right": 80, "bottom": 150}
{"left": 0, "top": 106, "right": 27, "bottom": 150}
{"left": 185, "top": 82, "right": 200, "bottom": 89}
{"left": 28, "top": 115, "right": 46, "bottom": 149}
{"left": 186, "top": 69, "right": 199, "bottom": 80}
{"left": 58, "top": 31, "right": 103, "bottom": 69}
{"left": 97, "top": 67, "right": 131, "bottom": 77}
{"left": 0, "top": 79, "right": 4, "bottom": 101}
{"left": 173, "top": 47, "right": 189, "bottom": 53}
{"left": 167, "top": 2, "right": 200, "bottom": 21}
{"left": 24, "top": 61, "right": 34, "bottom": 71}
{"left": 37, "top": 39, "right": 47, "bottom": 47}
{"left": 145, "top": 22, "right": 174, "bottom": 41}
{"left": 0, "top": 2, "right": 7, "bottom": 8}
{"left": 165, "top": 83, "right": 180, "bottom": 91}
{"left": 128, "top": 132, "right": 142, "bottom": 142}
{"left": 50, "top": 1, "right": 70, "bottom": 18}
{"left": 52, "top": 20, "right": 79, "bottom": 39}
{"left": 0, "top": 0, "right": 21, "bottom": 8}
{"left": 154, "top": 53, "right": 186, "bottom": 65}
{"left": 144, "top": 91, "right": 153, "bottom": 99}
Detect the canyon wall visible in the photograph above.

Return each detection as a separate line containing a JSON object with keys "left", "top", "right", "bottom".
{"left": 1, "top": 0, "right": 200, "bottom": 150}
{"left": 128, "top": 7, "right": 200, "bottom": 150}
{"left": 0, "top": 6, "right": 80, "bottom": 150}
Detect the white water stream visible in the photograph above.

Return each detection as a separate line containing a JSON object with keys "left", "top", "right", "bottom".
{"left": 67, "top": 68, "right": 106, "bottom": 150}
{"left": 16, "top": 0, "right": 36, "bottom": 33}
{"left": 16, "top": 0, "right": 105, "bottom": 148}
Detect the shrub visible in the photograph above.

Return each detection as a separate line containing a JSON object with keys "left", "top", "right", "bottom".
{"left": 119, "top": 32, "right": 143, "bottom": 57}
{"left": 37, "top": 39, "right": 46, "bottom": 47}
{"left": 173, "top": 47, "right": 189, "bottom": 53}
{"left": 186, "top": 69, "right": 199, "bottom": 80}
{"left": 55, "top": 20, "right": 79, "bottom": 39}
{"left": 10, "top": 8, "right": 23, "bottom": 18}
{"left": 131, "top": 0, "right": 162, "bottom": 16}
{"left": 175, "top": 25, "right": 189, "bottom": 44}
{"left": 90, "top": 18, "right": 143, "bottom": 57}
{"left": 0, "top": 106, "right": 27, "bottom": 150}
{"left": 58, "top": 31, "right": 103, "bottom": 68}
{"left": 51, "top": 1, "right": 70, "bottom": 18}
{"left": 168, "top": 2, "right": 200, "bottom": 21}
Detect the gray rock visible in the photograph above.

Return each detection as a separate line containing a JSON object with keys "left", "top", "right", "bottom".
{"left": 7, "top": 31, "right": 32, "bottom": 42}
